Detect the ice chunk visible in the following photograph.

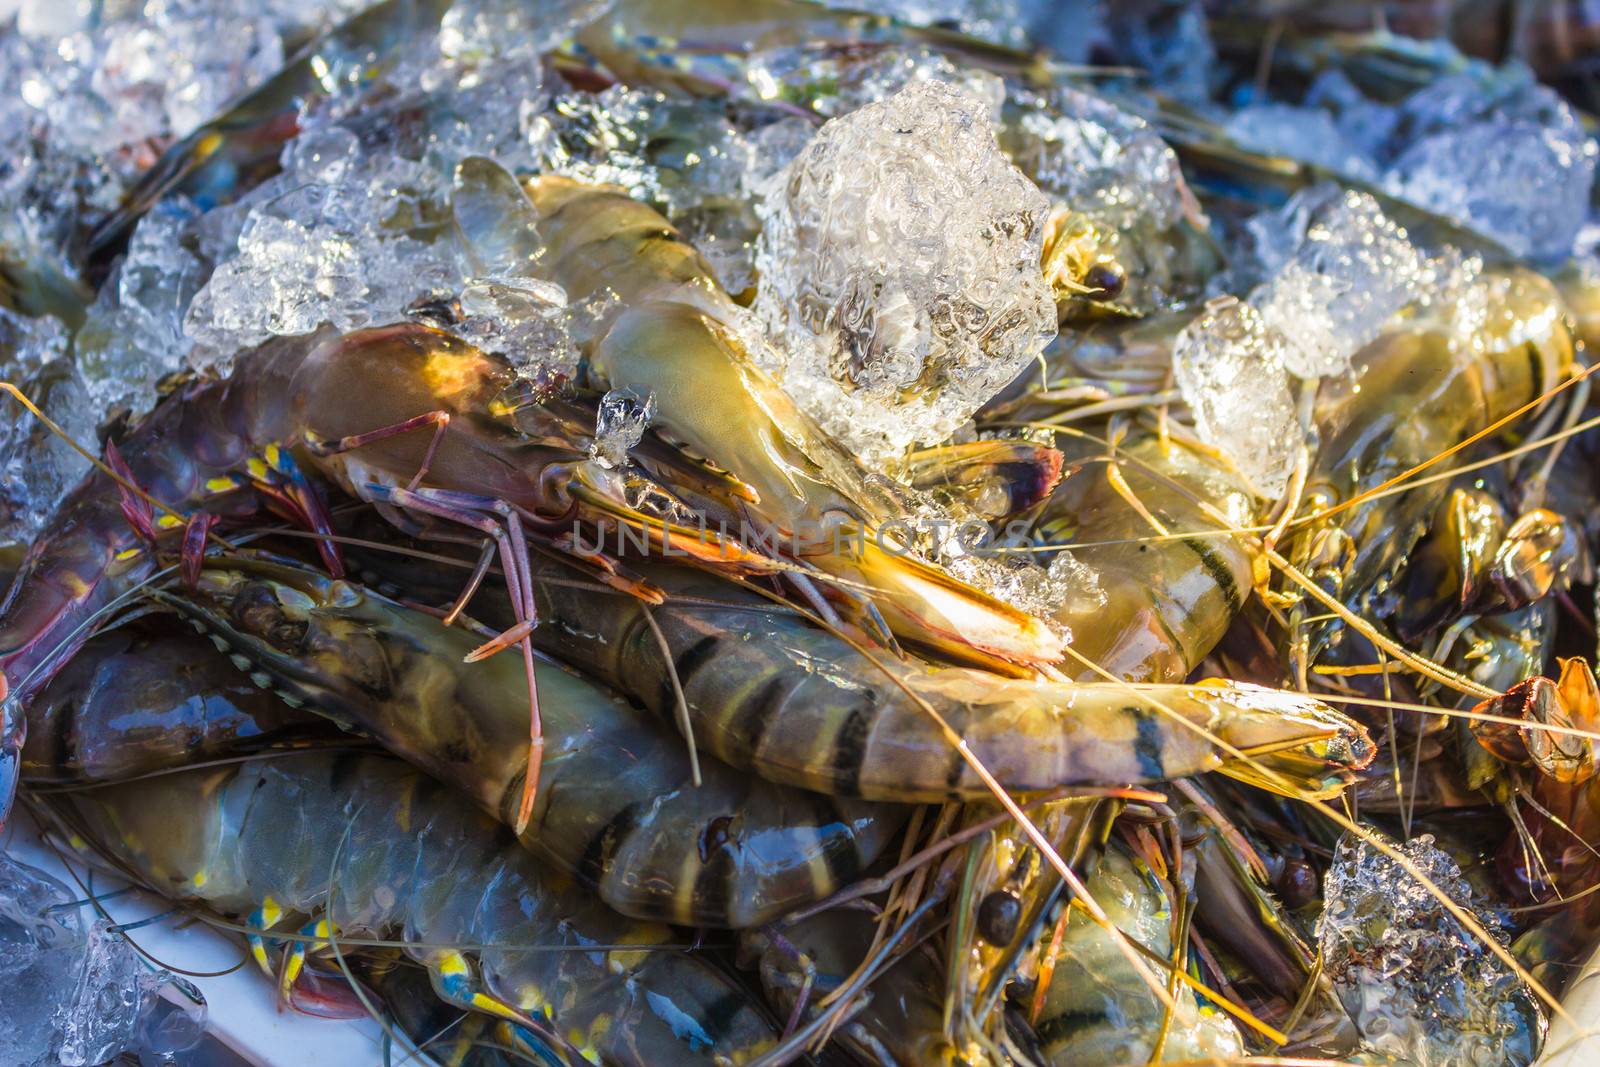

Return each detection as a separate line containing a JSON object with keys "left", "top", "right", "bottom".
{"left": 1382, "top": 79, "right": 1596, "bottom": 262}
{"left": 1172, "top": 297, "right": 1299, "bottom": 498}
{"left": 1176, "top": 191, "right": 1441, "bottom": 494}
{"left": 452, "top": 277, "right": 578, "bottom": 376}
{"left": 58, "top": 919, "right": 160, "bottom": 1066}
{"left": 0, "top": 314, "right": 90, "bottom": 548}
{"left": 0, "top": 850, "right": 83, "bottom": 1066}
{"left": 184, "top": 154, "right": 460, "bottom": 370}
{"left": 188, "top": 212, "right": 365, "bottom": 350}
{"left": 1101, "top": 0, "right": 1216, "bottom": 103}
{"left": 1225, "top": 103, "right": 1380, "bottom": 182}
{"left": 753, "top": 80, "right": 1056, "bottom": 466}
{"left": 1006, "top": 86, "right": 1190, "bottom": 234}
{"left": 1000, "top": 84, "right": 1207, "bottom": 310}
{"left": 1253, "top": 190, "right": 1434, "bottom": 378}
{"left": 0, "top": 851, "right": 166, "bottom": 1066}
{"left": 1318, "top": 833, "right": 1544, "bottom": 1067}
{"left": 823, "top": 0, "right": 1028, "bottom": 46}
{"left": 1215, "top": 59, "right": 1595, "bottom": 263}
{"left": 746, "top": 45, "right": 1004, "bottom": 122}
{"left": 591, "top": 389, "right": 656, "bottom": 469}
{"left": 439, "top": 0, "right": 613, "bottom": 65}
{"left": 75, "top": 200, "right": 206, "bottom": 416}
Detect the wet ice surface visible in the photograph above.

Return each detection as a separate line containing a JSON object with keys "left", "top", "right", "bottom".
{"left": 591, "top": 388, "right": 656, "bottom": 469}
{"left": 0, "top": 0, "right": 360, "bottom": 263}
{"left": 754, "top": 80, "right": 1057, "bottom": 467}
{"left": 1174, "top": 190, "right": 1443, "bottom": 496}
{"left": 1172, "top": 296, "right": 1299, "bottom": 497}
{"left": 0, "top": 308, "right": 88, "bottom": 545}
{"left": 833, "top": 0, "right": 1028, "bottom": 46}
{"left": 1317, "top": 833, "right": 1544, "bottom": 1067}
{"left": 1224, "top": 61, "right": 1597, "bottom": 262}
{"left": 0, "top": 849, "right": 178, "bottom": 1066}
{"left": 1003, "top": 83, "right": 1205, "bottom": 310}
{"left": 0, "top": 849, "right": 82, "bottom": 1065}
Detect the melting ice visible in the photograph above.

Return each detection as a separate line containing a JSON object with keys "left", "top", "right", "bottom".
{"left": 753, "top": 79, "right": 1057, "bottom": 467}
{"left": 1317, "top": 832, "right": 1544, "bottom": 1067}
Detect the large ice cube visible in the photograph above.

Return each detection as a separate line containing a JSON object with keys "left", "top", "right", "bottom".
{"left": 1382, "top": 78, "right": 1596, "bottom": 262}
{"left": 0, "top": 850, "right": 83, "bottom": 1066}
{"left": 753, "top": 80, "right": 1056, "bottom": 467}
{"left": 0, "top": 312, "right": 89, "bottom": 548}
{"left": 1175, "top": 191, "right": 1441, "bottom": 495}
{"left": 1253, "top": 190, "right": 1433, "bottom": 378}
{"left": 1318, "top": 833, "right": 1543, "bottom": 1067}
{"left": 1172, "top": 297, "right": 1299, "bottom": 498}
{"left": 75, "top": 200, "right": 205, "bottom": 416}
{"left": 0, "top": 851, "right": 165, "bottom": 1067}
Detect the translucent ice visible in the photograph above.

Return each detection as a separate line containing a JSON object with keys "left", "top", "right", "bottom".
{"left": 528, "top": 87, "right": 779, "bottom": 293}
{"left": 1101, "top": 0, "right": 1216, "bottom": 103}
{"left": 453, "top": 277, "right": 577, "bottom": 376}
{"left": 1175, "top": 191, "right": 1438, "bottom": 495}
{"left": 1001, "top": 84, "right": 1205, "bottom": 310}
{"left": 746, "top": 45, "right": 1004, "bottom": 122}
{"left": 1381, "top": 74, "right": 1596, "bottom": 262}
{"left": 439, "top": 0, "right": 613, "bottom": 65}
{"left": 188, "top": 212, "right": 365, "bottom": 349}
{"left": 1253, "top": 191, "right": 1434, "bottom": 378}
{"left": 0, "top": 850, "right": 82, "bottom": 1066}
{"left": 58, "top": 919, "right": 160, "bottom": 1066}
{"left": 1214, "top": 58, "right": 1596, "bottom": 263}
{"left": 0, "top": 850, "right": 165, "bottom": 1066}
{"left": 1171, "top": 297, "right": 1299, "bottom": 498}
{"left": 827, "top": 0, "right": 1028, "bottom": 46}
{"left": 753, "top": 80, "right": 1056, "bottom": 466}
{"left": 1318, "top": 833, "right": 1544, "bottom": 1067}
{"left": 530, "top": 87, "right": 755, "bottom": 215}
{"left": 181, "top": 7, "right": 582, "bottom": 374}
{"left": 0, "top": 312, "right": 89, "bottom": 548}
{"left": 591, "top": 389, "right": 656, "bottom": 469}
{"left": 1225, "top": 103, "right": 1379, "bottom": 182}
{"left": 75, "top": 200, "right": 206, "bottom": 416}
{"left": 1005, "top": 86, "right": 1190, "bottom": 234}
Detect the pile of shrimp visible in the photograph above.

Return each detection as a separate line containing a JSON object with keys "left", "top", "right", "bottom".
{"left": 3, "top": 1, "right": 1600, "bottom": 1064}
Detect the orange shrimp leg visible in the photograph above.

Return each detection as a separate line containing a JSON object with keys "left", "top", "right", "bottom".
{"left": 362, "top": 484, "right": 544, "bottom": 836}
{"left": 304, "top": 409, "right": 451, "bottom": 493}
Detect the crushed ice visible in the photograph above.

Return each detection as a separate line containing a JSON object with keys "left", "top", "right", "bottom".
{"left": 591, "top": 388, "right": 656, "bottom": 469}
{"left": 1317, "top": 832, "right": 1544, "bottom": 1067}
{"left": 0, "top": 850, "right": 190, "bottom": 1067}
{"left": 753, "top": 79, "right": 1057, "bottom": 467}
{"left": 1174, "top": 189, "right": 1447, "bottom": 496}
{"left": 1226, "top": 61, "right": 1597, "bottom": 262}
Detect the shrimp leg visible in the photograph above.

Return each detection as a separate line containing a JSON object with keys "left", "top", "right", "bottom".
{"left": 363, "top": 483, "right": 545, "bottom": 836}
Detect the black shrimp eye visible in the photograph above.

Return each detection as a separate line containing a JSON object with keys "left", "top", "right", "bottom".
{"left": 1276, "top": 858, "right": 1319, "bottom": 910}
{"left": 977, "top": 890, "right": 1023, "bottom": 945}
{"left": 1083, "top": 261, "right": 1126, "bottom": 301}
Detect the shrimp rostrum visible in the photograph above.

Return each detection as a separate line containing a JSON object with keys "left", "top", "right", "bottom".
{"left": 36, "top": 751, "right": 779, "bottom": 1066}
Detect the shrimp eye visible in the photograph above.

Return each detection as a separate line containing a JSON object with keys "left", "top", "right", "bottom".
{"left": 977, "top": 890, "right": 1023, "bottom": 945}
{"left": 1276, "top": 858, "right": 1319, "bottom": 910}
{"left": 1084, "top": 261, "right": 1126, "bottom": 300}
